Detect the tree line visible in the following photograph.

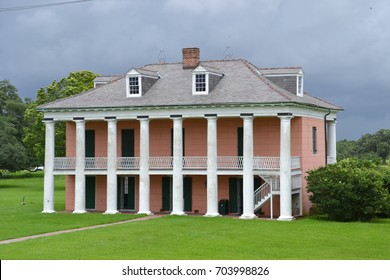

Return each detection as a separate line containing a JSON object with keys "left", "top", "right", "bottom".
{"left": 0, "top": 71, "right": 97, "bottom": 171}
{"left": 337, "top": 129, "right": 390, "bottom": 164}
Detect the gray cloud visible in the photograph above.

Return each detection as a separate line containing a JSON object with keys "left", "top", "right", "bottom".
{"left": 1, "top": 0, "right": 389, "bottom": 139}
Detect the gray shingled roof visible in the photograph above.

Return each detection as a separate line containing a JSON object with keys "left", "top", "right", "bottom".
{"left": 38, "top": 59, "right": 342, "bottom": 111}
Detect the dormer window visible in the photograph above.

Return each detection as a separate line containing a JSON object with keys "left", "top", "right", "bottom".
{"left": 192, "top": 65, "right": 223, "bottom": 95}
{"left": 128, "top": 76, "right": 140, "bottom": 95}
{"left": 297, "top": 75, "right": 303, "bottom": 97}
{"left": 195, "top": 74, "right": 207, "bottom": 93}
{"left": 126, "top": 68, "right": 160, "bottom": 98}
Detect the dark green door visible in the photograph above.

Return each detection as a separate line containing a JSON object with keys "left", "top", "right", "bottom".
{"left": 183, "top": 177, "right": 192, "bottom": 212}
{"left": 121, "top": 129, "right": 134, "bottom": 157}
{"left": 117, "top": 177, "right": 135, "bottom": 210}
{"left": 85, "top": 130, "right": 95, "bottom": 157}
{"left": 162, "top": 177, "right": 172, "bottom": 211}
{"left": 86, "top": 176, "right": 96, "bottom": 210}
{"left": 229, "top": 177, "right": 243, "bottom": 214}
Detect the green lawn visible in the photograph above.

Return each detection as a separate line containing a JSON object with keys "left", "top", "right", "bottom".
{"left": 0, "top": 173, "right": 144, "bottom": 240}
{"left": 1, "top": 174, "right": 390, "bottom": 260}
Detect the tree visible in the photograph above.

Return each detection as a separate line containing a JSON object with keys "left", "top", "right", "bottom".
{"left": 337, "top": 129, "right": 390, "bottom": 163}
{"left": 0, "top": 80, "right": 29, "bottom": 170}
{"left": 306, "top": 158, "right": 390, "bottom": 221}
{"left": 24, "top": 71, "right": 97, "bottom": 164}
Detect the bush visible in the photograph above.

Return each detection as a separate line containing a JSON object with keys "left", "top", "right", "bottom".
{"left": 0, "top": 169, "right": 33, "bottom": 179}
{"left": 306, "top": 158, "right": 390, "bottom": 222}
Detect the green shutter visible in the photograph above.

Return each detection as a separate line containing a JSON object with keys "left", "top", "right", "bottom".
{"left": 183, "top": 177, "right": 192, "bottom": 212}
{"left": 237, "top": 127, "right": 243, "bottom": 156}
{"left": 85, "top": 130, "right": 95, "bottom": 157}
{"left": 85, "top": 176, "right": 96, "bottom": 209}
{"left": 121, "top": 129, "right": 134, "bottom": 157}
{"left": 162, "top": 177, "right": 172, "bottom": 211}
{"left": 127, "top": 177, "right": 135, "bottom": 210}
{"left": 229, "top": 178, "right": 237, "bottom": 213}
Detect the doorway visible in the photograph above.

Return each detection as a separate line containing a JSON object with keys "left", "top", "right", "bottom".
{"left": 117, "top": 176, "right": 135, "bottom": 211}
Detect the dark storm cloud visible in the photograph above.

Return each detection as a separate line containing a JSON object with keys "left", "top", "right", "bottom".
{"left": 0, "top": 0, "right": 389, "bottom": 139}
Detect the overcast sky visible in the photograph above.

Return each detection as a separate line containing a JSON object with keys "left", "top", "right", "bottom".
{"left": 1, "top": 0, "right": 389, "bottom": 140}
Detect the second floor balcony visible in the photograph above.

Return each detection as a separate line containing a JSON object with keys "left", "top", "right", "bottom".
{"left": 53, "top": 156, "right": 301, "bottom": 172}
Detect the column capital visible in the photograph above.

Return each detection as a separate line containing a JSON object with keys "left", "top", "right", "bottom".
{"left": 105, "top": 116, "right": 117, "bottom": 121}
{"left": 240, "top": 113, "right": 254, "bottom": 119}
{"left": 204, "top": 114, "right": 217, "bottom": 119}
{"left": 277, "top": 113, "right": 293, "bottom": 119}
{"left": 73, "top": 117, "right": 85, "bottom": 123}
{"left": 43, "top": 118, "right": 54, "bottom": 123}
{"left": 170, "top": 114, "right": 183, "bottom": 120}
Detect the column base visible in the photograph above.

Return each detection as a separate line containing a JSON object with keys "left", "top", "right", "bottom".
{"left": 204, "top": 212, "right": 221, "bottom": 217}
{"left": 239, "top": 213, "right": 257, "bottom": 220}
{"left": 42, "top": 210, "right": 56, "bottom": 214}
{"left": 170, "top": 211, "right": 186, "bottom": 216}
{"left": 104, "top": 210, "right": 119, "bottom": 214}
{"left": 277, "top": 215, "right": 295, "bottom": 221}
{"left": 138, "top": 211, "right": 153, "bottom": 215}
{"left": 73, "top": 210, "right": 87, "bottom": 214}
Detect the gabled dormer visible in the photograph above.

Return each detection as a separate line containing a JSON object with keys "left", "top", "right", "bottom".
{"left": 259, "top": 67, "right": 304, "bottom": 97}
{"left": 126, "top": 68, "right": 160, "bottom": 97}
{"left": 192, "top": 65, "right": 224, "bottom": 95}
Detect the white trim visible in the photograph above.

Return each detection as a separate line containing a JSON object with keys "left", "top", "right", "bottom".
{"left": 126, "top": 75, "right": 142, "bottom": 97}
{"left": 297, "top": 75, "right": 304, "bottom": 97}
{"left": 192, "top": 72, "right": 209, "bottom": 95}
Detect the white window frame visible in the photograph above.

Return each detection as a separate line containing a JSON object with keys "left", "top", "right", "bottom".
{"left": 193, "top": 73, "right": 209, "bottom": 95}
{"left": 297, "top": 75, "right": 304, "bottom": 97}
{"left": 126, "top": 75, "right": 142, "bottom": 97}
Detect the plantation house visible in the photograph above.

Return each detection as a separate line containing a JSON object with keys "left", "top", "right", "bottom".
{"left": 38, "top": 48, "right": 342, "bottom": 220}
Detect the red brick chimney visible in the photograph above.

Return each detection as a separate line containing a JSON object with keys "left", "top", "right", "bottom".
{"left": 182, "top": 47, "right": 200, "bottom": 69}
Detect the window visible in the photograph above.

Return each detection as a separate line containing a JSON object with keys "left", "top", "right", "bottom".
{"left": 297, "top": 75, "right": 303, "bottom": 97}
{"left": 128, "top": 77, "right": 140, "bottom": 95}
{"left": 312, "top": 127, "right": 317, "bottom": 154}
{"left": 195, "top": 74, "right": 206, "bottom": 92}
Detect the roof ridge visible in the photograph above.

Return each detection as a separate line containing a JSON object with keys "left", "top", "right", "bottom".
{"left": 258, "top": 66, "right": 303, "bottom": 70}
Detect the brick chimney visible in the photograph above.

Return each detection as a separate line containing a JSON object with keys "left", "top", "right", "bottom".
{"left": 182, "top": 47, "right": 200, "bottom": 69}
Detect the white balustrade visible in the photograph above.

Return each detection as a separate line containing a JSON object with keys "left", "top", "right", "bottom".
{"left": 117, "top": 157, "right": 140, "bottom": 169}
{"left": 85, "top": 157, "right": 107, "bottom": 169}
{"left": 149, "top": 157, "right": 173, "bottom": 169}
{"left": 54, "top": 156, "right": 301, "bottom": 171}
{"left": 54, "top": 157, "right": 75, "bottom": 169}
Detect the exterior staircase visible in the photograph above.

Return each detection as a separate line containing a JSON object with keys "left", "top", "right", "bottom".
{"left": 254, "top": 176, "right": 279, "bottom": 212}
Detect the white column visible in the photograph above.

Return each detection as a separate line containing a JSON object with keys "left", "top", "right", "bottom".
{"left": 240, "top": 114, "right": 256, "bottom": 219}
{"left": 73, "top": 118, "right": 86, "bottom": 214}
{"left": 278, "top": 113, "right": 294, "bottom": 221}
{"left": 205, "top": 115, "right": 220, "bottom": 217}
{"left": 171, "top": 116, "right": 185, "bottom": 215}
{"left": 105, "top": 117, "right": 119, "bottom": 214}
{"left": 42, "top": 119, "right": 55, "bottom": 213}
{"left": 138, "top": 116, "right": 152, "bottom": 215}
{"left": 327, "top": 119, "right": 337, "bottom": 164}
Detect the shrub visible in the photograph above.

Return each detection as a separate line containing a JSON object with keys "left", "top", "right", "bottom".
{"left": 306, "top": 158, "right": 390, "bottom": 222}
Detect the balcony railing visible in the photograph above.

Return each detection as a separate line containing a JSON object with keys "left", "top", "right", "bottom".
{"left": 53, "top": 156, "right": 300, "bottom": 171}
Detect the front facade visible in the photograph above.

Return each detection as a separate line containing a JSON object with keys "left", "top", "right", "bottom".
{"left": 38, "top": 48, "right": 342, "bottom": 220}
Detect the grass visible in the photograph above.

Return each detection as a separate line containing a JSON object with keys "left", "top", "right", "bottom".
{"left": 0, "top": 173, "right": 144, "bottom": 241}
{"left": 0, "top": 174, "right": 390, "bottom": 260}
